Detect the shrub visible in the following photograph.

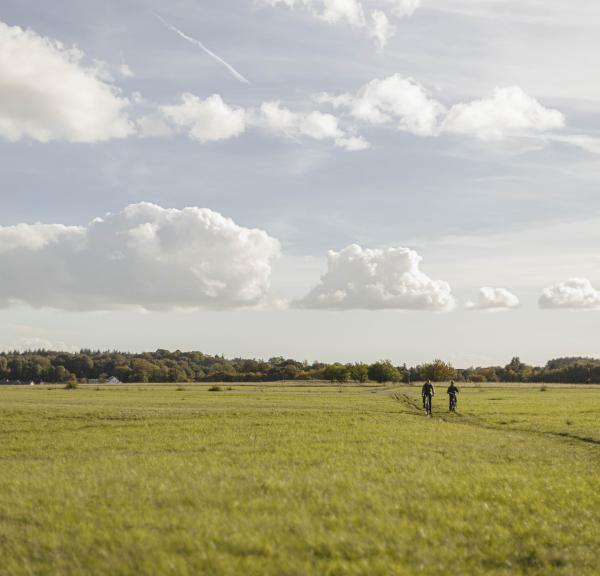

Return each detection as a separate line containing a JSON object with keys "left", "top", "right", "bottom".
{"left": 208, "top": 385, "right": 223, "bottom": 392}
{"left": 64, "top": 379, "right": 79, "bottom": 390}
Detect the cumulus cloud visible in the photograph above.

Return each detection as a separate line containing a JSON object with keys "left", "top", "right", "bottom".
{"left": 442, "top": 86, "right": 565, "bottom": 140}
{"left": 0, "top": 20, "right": 133, "bottom": 142}
{"left": 295, "top": 244, "right": 454, "bottom": 310}
{"left": 0, "top": 203, "right": 280, "bottom": 311}
{"left": 254, "top": 101, "right": 368, "bottom": 149}
{"left": 319, "top": 74, "right": 445, "bottom": 136}
{"left": 258, "top": 102, "right": 342, "bottom": 139}
{"left": 161, "top": 93, "right": 247, "bottom": 143}
{"left": 259, "top": 0, "right": 420, "bottom": 48}
{"left": 465, "top": 287, "right": 520, "bottom": 310}
{"left": 319, "top": 77, "right": 568, "bottom": 143}
{"left": 539, "top": 278, "right": 600, "bottom": 309}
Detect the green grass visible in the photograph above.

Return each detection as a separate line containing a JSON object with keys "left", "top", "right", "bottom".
{"left": 1, "top": 383, "right": 600, "bottom": 575}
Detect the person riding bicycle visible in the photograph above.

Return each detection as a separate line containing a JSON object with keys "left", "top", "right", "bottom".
{"left": 447, "top": 380, "right": 459, "bottom": 412}
{"left": 421, "top": 380, "right": 435, "bottom": 414}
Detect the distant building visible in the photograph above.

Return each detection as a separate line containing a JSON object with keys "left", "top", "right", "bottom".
{"left": 106, "top": 376, "right": 121, "bottom": 384}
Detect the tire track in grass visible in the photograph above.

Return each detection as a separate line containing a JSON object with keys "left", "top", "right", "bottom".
{"left": 393, "top": 392, "right": 600, "bottom": 447}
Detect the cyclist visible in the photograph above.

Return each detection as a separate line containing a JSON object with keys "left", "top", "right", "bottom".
{"left": 421, "top": 380, "right": 435, "bottom": 415}
{"left": 447, "top": 380, "right": 459, "bottom": 412}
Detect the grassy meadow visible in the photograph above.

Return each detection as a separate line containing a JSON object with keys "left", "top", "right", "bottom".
{"left": 1, "top": 382, "right": 599, "bottom": 575}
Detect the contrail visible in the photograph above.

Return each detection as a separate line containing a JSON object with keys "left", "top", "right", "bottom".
{"left": 152, "top": 12, "right": 250, "bottom": 84}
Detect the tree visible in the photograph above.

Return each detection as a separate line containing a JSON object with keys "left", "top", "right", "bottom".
{"left": 323, "top": 364, "right": 349, "bottom": 383}
{"left": 368, "top": 360, "right": 401, "bottom": 383}
{"left": 349, "top": 363, "right": 369, "bottom": 383}
{"left": 503, "top": 356, "right": 532, "bottom": 382}
{"left": 419, "top": 359, "right": 456, "bottom": 382}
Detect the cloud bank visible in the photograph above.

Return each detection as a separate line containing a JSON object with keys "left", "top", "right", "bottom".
{"left": 465, "top": 287, "right": 520, "bottom": 310}
{"left": 539, "top": 278, "right": 600, "bottom": 309}
{"left": 1, "top": 16, "right": 591, "bottom": 158}
{"left": 295, "top": 244, "right": 454, "bottom": 310}
{"left": 0, "top": 20, "right": 133, "bottom": 142}
{"left": 0, "top": 203, "right": 280, "bottom": 311}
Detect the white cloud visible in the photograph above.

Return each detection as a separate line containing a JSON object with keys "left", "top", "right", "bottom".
{"left": 335, "top": 135, "right": 371, "bottom": 150}
{"left": 442, "top": 86, "right": 565, "bottom": 140}
{"left": 0, "top": 20, "right": 133, "bottom": 142}
{"left": 465, "top": 287, "right": 520, "bottom": 310}
{"left": 257, "top": 101, "right": 342, "bottom": 138}
{"left": 255, "top": 101, "right": 368, "bottom": 149}
{"left": 386, "top": 0, "right": 420, "bottom": 17}
{"left": 319, "top": 74, "right": 446, "bottom": 136}
{"left": 118, "top": 62, "right": 135, "bottom": 78}
{"left": 369, "top": 10, "right": 393, "bottom": 50}
{"left": 320, "top": 78, "right": 569, "bottom": 142}
{"left": 295, "top": 244, "right": 454, "bottom": 310}
{"left": 259, "top": 0, "right": 420, "bottom": 48}
{"left": 320, "top": 79, "right": 572, "bottom": 145}
{"left": 161, "top": 93, "right": 247, "bottom": 143}
{"left": 0, "top": 203, "right": 280, "bottom": 311}
{"left": 539, "top": 278, "right": 600, "bottom": 309}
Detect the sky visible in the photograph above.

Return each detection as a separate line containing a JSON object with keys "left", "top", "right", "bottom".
{"left": 1, "top": 0, "right": 600, "bottom": 366}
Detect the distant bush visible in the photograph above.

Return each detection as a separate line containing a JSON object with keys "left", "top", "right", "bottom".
{"left": 540, "top": 385, "right": 547, "bottom": 392}
{"left": 208, "top": 385, "right": 223, "bottom": 392}
{"left": 176, "top": 386, "right": 187, "bottom": 391}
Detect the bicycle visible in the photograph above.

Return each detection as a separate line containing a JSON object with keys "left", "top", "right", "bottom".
{"left": 449, "top": 393, "right": 457, "bottom": 413}
{"left": 423, "top": 394, "right": 432, "bottom": 416}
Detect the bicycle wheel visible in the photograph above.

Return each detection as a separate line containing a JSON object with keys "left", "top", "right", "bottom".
{"left": 425, "top": 396, "right": 432, "bottom": 415}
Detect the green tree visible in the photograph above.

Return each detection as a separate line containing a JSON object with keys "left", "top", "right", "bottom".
{"left": 368, "top": 360, "right": 401, "bottom": 383}
{"left": 349, "top": 363, "right": 369, "bottom": 383}
{"left": 419, "top": 359, "right": 456, "bottom": 382}
{"left": 323, "top": 364, "right": 350, "bottom": 383}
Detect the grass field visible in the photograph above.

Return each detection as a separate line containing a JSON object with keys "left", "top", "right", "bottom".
{"left": 1, "top": 383, "right": 599, "bottom": 575}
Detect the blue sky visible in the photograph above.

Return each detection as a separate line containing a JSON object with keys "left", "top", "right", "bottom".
{"left": 1, "top": 0, "right": 600, "bottom": 365}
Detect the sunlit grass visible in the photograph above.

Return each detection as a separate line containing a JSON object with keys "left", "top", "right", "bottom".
{"left": 1, "top": 383, "right": 599, "bottom": 575}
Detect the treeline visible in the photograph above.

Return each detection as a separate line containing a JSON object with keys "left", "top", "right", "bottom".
{"left": 2, "top": 350, "right": 600, "bottom": 384}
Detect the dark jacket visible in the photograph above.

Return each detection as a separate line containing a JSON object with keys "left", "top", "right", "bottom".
{"left": 447, "top": 384, "right": 459, "bottom": 396}
{"left": 421, "top": 382, "right": 435, "bottom": 396}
